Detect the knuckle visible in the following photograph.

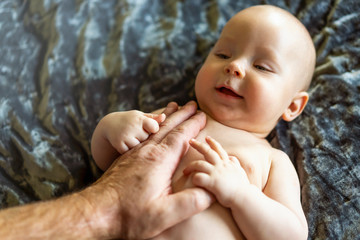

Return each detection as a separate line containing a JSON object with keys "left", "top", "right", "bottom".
{"left": 190, "top": 189, "right": 209, "bottom": 210}
{"left": 118, "top": 145, "right": 128, "bottom": 154}
{"left": 163, "top": 128, "right": 186, "bottom": 145}
{"left": 129, "top": 110, "right": 143, "bottom": 121}
{"left": 137, "top": 143, "right": 165, "bottom": 162}
{"left": 204, "top": 145, "right": 213, "bottom": 155}
{"left": 187, "top": 189, "right": 202, "bottom": 208}
{"left": 158, "top": 118, "right": 171, "bottom": 129}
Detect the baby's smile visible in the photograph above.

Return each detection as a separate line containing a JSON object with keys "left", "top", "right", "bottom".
{"left": 216, "top": 86, "right": 243, "bottom": 99}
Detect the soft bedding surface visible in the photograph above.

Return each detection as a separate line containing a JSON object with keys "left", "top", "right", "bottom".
{"left": 0, "top": 0, "right": 359, "bottom": 239}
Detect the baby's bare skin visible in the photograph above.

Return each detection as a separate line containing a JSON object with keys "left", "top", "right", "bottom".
{"left": 92, "top": 5, "right": 315, "bottom": 239}
{"left": 151, "top": 115, "right": 274, "bottom": 239}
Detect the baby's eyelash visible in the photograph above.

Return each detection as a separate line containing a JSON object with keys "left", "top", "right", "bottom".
{"left": 255, "top": 65, "right": 267, "bottom": 70}
{"left": 215, "top": 53, "right": 230, "bottom": 59}
{"left": 254, "top": 65, "right": 270, "bottom": 71}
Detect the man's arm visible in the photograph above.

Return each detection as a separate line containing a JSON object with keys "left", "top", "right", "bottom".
{"left": 0, "top": 192, "right": 105, "bottom": 240}
{"left": 0, "top": 101, "right": 212, "bottom": 240}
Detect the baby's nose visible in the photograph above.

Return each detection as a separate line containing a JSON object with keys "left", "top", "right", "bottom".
{"left": 225, "top": 68, "right": 241, "bottom": 76}
{"left": 224, "top": 63, "right": 245, "bottom": 78}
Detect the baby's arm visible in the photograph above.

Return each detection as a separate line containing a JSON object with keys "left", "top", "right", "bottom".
{"left": 184, "top": 137, "right": 308, "bottom": 240}
{"left": 91, "top": 110, "right": 165, "bottom": 171}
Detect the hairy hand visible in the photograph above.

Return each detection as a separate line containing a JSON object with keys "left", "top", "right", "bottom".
{"left": 85, "top": 101, "right": 213, "bottom": 239}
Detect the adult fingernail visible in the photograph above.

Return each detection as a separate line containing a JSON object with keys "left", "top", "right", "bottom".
{"left": 167, "top": 102, "right": 178, "bottom": 108}
{"left": 185, "top": 100, "right": 196, "bottom": 107}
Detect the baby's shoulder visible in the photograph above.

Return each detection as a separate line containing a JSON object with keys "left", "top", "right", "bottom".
{"left": 268, "top": 148, "right": 298, "bottom": 177}
{"left": 269, "top": 148, "right": 292, "bottom": 164}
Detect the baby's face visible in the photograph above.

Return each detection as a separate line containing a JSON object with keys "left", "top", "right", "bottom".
{"left": 195, "top": 5, "right": 315, "bottom": 136}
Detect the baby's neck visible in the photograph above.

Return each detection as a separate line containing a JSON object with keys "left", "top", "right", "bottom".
{"left": 204, "top": 113, "right": 271, "bottom": 140}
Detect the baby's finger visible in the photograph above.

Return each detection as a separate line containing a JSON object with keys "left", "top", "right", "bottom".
{"left": 205, "top": 136, "right": 228, "bottom": 160}
{"left": 135, "top": 130, "right": 151, "bottom": 142}
{"left": 125, "top": 137, "right": 141, "bottom": 150}
{"left": 143, "top": 117, "right": 161, "bottom": 134}
{"left": 144, "top": 113, "right": 166, "bottom": 124}
{"left": 229, "top": 156, "right": 241, "bottom": 166}
{"left": 189, "top": 138, "right": 219, "bottom": 165}
{"left": 116, "top": 141, "right": 129, "bottom": 155}
{"left": 162, "top": 102, "right": 179, "bottom": 117}
{"left": 183, "top": 160, "right": 213, "bottom": 176}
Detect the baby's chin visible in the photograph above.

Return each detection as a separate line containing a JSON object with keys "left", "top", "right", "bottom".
{"left": 198, "top": 101, "right": 257, "bottom": 130}
{"left": 203, "top": 110, "right": 242, "bottom": 129}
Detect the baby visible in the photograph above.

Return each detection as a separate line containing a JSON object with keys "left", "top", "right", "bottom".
{"left": 91, "top": 5, "right": 316, "bottom": 240}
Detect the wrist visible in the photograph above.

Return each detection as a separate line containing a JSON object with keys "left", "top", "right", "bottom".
{"left": 228, "top": 184, "right": 258, "bottom": 209}
{"left": 76, "top": 184, "right": 122, "bottom": 239}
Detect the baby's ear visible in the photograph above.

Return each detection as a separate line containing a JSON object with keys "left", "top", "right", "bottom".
{"left": 282, "top": 91, "right": 309, "bottom": 122}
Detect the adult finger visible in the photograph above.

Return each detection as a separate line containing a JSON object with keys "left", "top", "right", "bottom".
{"left": 150, "top": 101, "right": 199, "bottom": 143}
{"left": 159, "top": 111, "right": 206, "bottom": 156}
{"left": 161, "top": 101, "right": 179, "bottom": 117}
{"left": 145, "top": 111, "right": 206, "bottom": 175}
{"left": 153, "top": 188, "right": 213, "bottom": 236}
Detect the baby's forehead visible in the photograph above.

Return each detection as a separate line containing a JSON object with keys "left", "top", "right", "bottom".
{"left": 225, "top": 6, "right": 315, "bottom": 57}
{"left": 219, "top": 10, "right": 305, "bottom": 50}
{"left": 228, "top": 6, "right": 304, "bottom": 33}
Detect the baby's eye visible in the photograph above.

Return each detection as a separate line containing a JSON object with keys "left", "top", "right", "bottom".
{"left": 215, "top": 53, "right": 230, "bottom": 59}
{"left": 254, "top": 65, "right": 270, "bottom": 72}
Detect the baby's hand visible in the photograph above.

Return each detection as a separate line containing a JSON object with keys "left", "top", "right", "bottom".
{"left": 183, "top": 136, "right": 250, "bottom": 208}
{"left": 101, "top": 110, "right": 166, "bottom": 154}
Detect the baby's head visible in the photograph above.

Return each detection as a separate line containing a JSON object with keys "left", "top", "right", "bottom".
{"left": 195, "top": 5, "right": 316, "bottom": 137}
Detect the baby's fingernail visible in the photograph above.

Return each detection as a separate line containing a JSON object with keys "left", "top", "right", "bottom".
{"left": 205, "top": 136, "right": 213, "bottom": 141}
{"left": 160, "top": 113, "right": 166, "bottom": 121}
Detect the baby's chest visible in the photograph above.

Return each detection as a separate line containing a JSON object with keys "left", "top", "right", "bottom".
{"left": 174, "top": 136, "right": 272, "bottom": 191}
{"left": 224, "top": 144, "right": 271, "bottom": 189}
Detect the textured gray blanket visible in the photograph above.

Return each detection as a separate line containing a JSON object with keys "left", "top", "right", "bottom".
{"left": 0, "top": 0, "right": 359, "bottom": 239}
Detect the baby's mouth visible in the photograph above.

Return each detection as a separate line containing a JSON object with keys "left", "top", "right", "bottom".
{"left": 216, "top": 87, "right": 243, "bottom": 98}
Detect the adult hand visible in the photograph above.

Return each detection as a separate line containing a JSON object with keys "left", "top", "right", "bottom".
{"left": 0, "top": 101, "right": 211, "bottom": 240}
{"left": 82, "top": 101, "right": 212, "bottom": 239}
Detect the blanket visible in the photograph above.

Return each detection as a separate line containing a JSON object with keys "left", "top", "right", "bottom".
{"left": 0, "top": 0, "right": 359, "bottom": 239}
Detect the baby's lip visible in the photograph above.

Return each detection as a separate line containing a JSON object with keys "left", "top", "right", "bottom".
{"left": 215, "top": 85, "right": 243, "bottom": 98}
